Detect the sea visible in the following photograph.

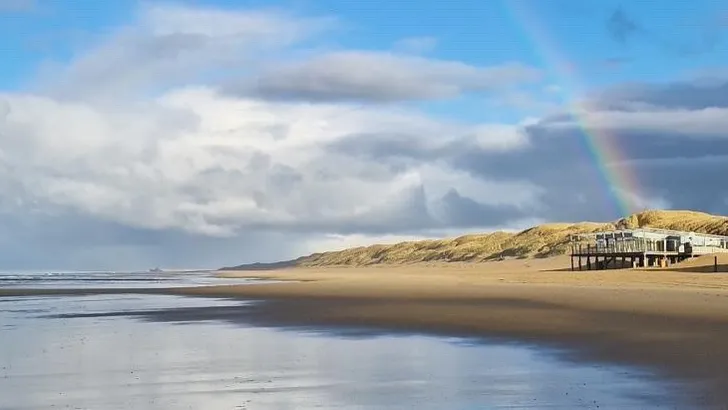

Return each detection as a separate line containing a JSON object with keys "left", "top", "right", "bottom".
{"left": 0, "top": 269, "right": 260, "bottom": 289}
{"left": 0, "top": 270, "right": 687, "bottom": 409}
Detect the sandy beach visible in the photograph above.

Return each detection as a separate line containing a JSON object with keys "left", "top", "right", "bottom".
{"left": 3, "top": 256, "right": 728, "bottom": 407}
{"left": 211, "top": 256, "right": 728, "bottom": 407}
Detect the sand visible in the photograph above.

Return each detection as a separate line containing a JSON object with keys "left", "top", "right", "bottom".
{"left": 3, "top": 256, "right": 728, "bottom": 407}
{"left": 213, "top": 257, "right": 728, "bottom": 407}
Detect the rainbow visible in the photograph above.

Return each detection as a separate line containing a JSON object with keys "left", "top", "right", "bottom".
{"left": 500, "top": 0, "right": 640, "bottom": 217}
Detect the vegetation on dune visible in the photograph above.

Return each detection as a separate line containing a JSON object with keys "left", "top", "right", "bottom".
{"left": 297, "top": 222, "right": 610, "bottom": 266}
{"left": 615, "top": 210, "right": 728, "bottom": 234}
{"left": 221, "top": 210, "right": 728, "bottom": 269}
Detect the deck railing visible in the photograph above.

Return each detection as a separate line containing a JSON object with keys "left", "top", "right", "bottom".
{"left": 571, "top": 241, "right": 668, "bottom": 254}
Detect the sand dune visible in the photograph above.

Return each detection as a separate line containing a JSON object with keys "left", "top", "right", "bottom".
{"left": 222, "top": 209, "right": 728, "bottom": 269}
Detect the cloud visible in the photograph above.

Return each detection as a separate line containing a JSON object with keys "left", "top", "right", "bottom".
{"left": 326, "top": 121, "right": 530, "bottom": 160}
{"left": 39, "top": 3, "right": 334, "bottom": 101}
{"left": 313, "top": 73, "right": 727, "bottom": 223}
{"left": 592, "top": 78, "right": 728, "bottom": 110}
{"left": 613, "top": 189, "right": 671, "bottom": 212}
{"left": 447, "top": 77, "right": 728, "bottom": 220}
{"left": 0, "top": 209, "right": 307, "bottom": 270}
{"left": 0, "top": 85, "right": 543, "bottom": 241}
{"left": 605, "top": 6, "right": 723, "bottom": 56}
{"left": 225, "top": 51, "right": 541, "bottom": 102}
{"left": 606, "top": 7, "right": 641, "bottom": 45}
{"left": 392, "top": 36, "right": 438, "bottom": 54}
{"left": 538, "top": 107, "right": 728, "bottom": 137}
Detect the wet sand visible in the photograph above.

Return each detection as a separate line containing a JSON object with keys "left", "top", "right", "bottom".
{"left": 3, "top": 257, "right": 728, "bottom": 407}
{"left": 3, "top": 295, "right": 682, "bottom": 409}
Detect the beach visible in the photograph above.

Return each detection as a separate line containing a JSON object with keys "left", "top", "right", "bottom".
{"left": 2, "top": 293, "right": 685, "bottom": 409}
{"left": 3, "top": 257, "right": 728, "bottom": 408}
{"left": 211, "top": 256, "right": 728, "bottom": 407}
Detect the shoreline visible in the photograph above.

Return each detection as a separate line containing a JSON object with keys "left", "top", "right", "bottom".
{"left": 2, "top": 259, "right": 728, "bottom": 407}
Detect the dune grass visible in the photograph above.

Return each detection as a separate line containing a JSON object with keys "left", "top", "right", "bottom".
{"left": 296, "top": 210, "right": 728, "bottom": 267}
{"left": 220, "top": 210, "right": 728, "bottom": 269}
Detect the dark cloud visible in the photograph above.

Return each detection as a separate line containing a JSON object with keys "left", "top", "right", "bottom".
{"left": 450, "top": 127, "right": 728, "bottom": 221}
{"left": 326, "top": 133, "right": 447, "bottom": 163}
{"left": 477, "top": 78, "right": 728, "bottom": 218}
{"left": 226, "top": 52, "right": 541, "bottom": 103}
{"left": 0, "top": 210, "right": 302, "bottom": 270}
{"left": 435, "top": 189, "right": 530, "bottom": 228}
{"left": 618, "top": 156, "right": 728, "bottom": 214}
{"left": 606, "top": 7, "right": 641, "bottom": 45}
{"left": 327, "top": 77, "right": 728, "bottom": 224}
{"left": 594, "top": 78, "right": 728, "bottom": 110}
{"left": 605, "top": 6, "right": 724, "bottom": 56}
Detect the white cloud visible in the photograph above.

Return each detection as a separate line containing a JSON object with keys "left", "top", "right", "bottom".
{"left": 0, "top": 85, "right": 536, "bottom": 237}
{"left": 299, "top": 233, "right": 439, "bottom": 254}
{"left": 472, "top": 124, "right": 530, "bottom": 151}
{"left": 393, "top": 36, "right": 439, "bottom": 54}
{"left": 39, "top": 4, "right": 333, "bottom": 102}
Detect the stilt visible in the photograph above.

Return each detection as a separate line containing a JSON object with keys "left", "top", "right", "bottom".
{"left": 570, "top": 256, "right": 574, "bottom": 271}
{"left": 578, "top": 256, "right": 582, "bottom": 271}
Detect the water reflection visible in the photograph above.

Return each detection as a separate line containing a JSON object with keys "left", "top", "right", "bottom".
{"left": 0, "top": 270, "right": 268, "bottom": 289}
{"left": 1, "top": 295, "right": 680, "bottom": 409}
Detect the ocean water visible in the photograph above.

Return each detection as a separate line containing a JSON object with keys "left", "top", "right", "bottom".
{"left": 0, "top": 293, "right": 685, "bottom": 409}
{"left": 0, "top": 269, "right": 261, "bottom": 289}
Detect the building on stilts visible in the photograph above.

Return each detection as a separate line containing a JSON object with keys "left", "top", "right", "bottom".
{"left": 569, "top": 228, "right": 728, "bottom": 270}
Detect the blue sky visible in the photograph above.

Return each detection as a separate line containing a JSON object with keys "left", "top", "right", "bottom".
{"left": 0, "top": 0, "right": 727, "bottom": 269}
{"left": 3, "top": 0, "right": 726, "bottom": 96}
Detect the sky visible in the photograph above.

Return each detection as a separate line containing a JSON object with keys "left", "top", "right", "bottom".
{"left": 0, "top": 0, "right": 727, "bottom": 270}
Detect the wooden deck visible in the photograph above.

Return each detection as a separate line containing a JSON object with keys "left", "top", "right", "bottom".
{"left": 570, "top": 243, "right": 692, "bottom": 270}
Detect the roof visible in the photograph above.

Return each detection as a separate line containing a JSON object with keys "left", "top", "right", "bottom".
{"left": 572, "top": 227, "right": 728, "bottom": 241}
